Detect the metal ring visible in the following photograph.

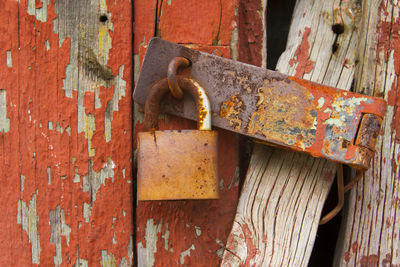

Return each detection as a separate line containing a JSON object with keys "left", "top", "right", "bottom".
{"left": 167, "top": 57, "right": 190, "bottom": 99}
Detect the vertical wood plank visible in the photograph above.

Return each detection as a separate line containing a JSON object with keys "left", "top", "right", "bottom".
{"left": 334, "top": 1, "right": 400, "bottom": 265}
{"left": 133, "top": 0, "right": 242, "bottom": 266}
{"left": 0, "top": 1, "right": 133, "bottom": 265}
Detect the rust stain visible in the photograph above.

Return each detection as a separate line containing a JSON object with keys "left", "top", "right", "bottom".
{"left": 288, "top": 27, "right": 315, "bottom": 78}
{"left": 220, "top": 92, "right": 243, "bottom": 131}
{"left": 247, "top": 79, "right": 317, "bottom": 149}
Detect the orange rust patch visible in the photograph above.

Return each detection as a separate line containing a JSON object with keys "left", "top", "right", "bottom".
{"left": 219, "top": 93, "right": 243, "bottom": 131}
{"left": 247, "top": 79, "right": 317, "bottom": 149}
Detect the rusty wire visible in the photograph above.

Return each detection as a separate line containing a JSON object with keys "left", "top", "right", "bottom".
{"left": 320, "top": 163, "right": 345, "bottom": 225}
{"left": 319, "top": 164, "right": 365, "bottom": 225}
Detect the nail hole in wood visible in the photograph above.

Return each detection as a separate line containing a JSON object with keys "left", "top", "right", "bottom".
{"left": 99, "top": 14, "right": 108, "bottom": 22}
{"left": 332, "top": 23, "right": 344, "bottom": 34}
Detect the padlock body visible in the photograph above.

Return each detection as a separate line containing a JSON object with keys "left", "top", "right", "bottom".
{"left": 137, "top": 130, "right": 219, "bottom": 200}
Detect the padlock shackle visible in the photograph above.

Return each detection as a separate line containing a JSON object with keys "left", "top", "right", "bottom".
{"left": 144, "top": 77, "right": 211, "bottom": 131}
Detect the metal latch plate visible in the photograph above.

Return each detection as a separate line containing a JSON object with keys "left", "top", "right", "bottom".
{"left": 133, "top": 38, "right": 387, "bottom": 170}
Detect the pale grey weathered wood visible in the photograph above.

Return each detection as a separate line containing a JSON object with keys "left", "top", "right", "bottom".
{"left": 334, "top": 1, "right": 400, "bottom": 265}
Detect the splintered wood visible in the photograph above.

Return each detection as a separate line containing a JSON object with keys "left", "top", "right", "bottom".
{"left": 334, "top": 1, "right": 400, "bottom": 265}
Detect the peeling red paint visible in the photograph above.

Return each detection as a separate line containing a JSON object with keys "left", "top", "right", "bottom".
{"left": 344, "top": 251, "right": 351, "bottom": 262}
{"left": 289, "top": 27, "right": 315, "bottom": 78}
{"left": 0, "top": 1, "right": 133, "bottom": 266}
{"left": 376, "top": 3, "right": 400, "bottom": 141}
{"left": 238, "top": 0, "right": 263, "bottom": 66}
{"left": 360, "top": 254, "right": 379, "bottom": 267}
{"left": 242, "top": 223, "right": 259, "bottom": 266}
{"left": 158, "top": 0, "right": 237, "bottom": 46}
{"left": 351, "top": 242, "right": 358, "bottom": 253}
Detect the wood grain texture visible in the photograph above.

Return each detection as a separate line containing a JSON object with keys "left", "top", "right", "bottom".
{"left": 222, "top": 0, "right": 362, "bottom": 265}
{"left": 0, "top": 1, "right": 133, "bottom": 266}
{"left": 334, "top": 1, "right": 400, "bottom": 265}
{"left": 133, "top": 0, "right": 240, "bottom": 266}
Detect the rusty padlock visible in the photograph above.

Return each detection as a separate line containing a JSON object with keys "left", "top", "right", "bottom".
{"left": 137, "top": 77, "right": 219, "bottom": 200}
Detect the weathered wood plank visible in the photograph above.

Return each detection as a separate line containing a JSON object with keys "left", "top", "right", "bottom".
{"left": 334, "top": 1, "right": 400, "bottom": 265}
{"left": 133, "top": 0, "right": 242, "bottom": 266}
{"left": 222, "top": 0, "right": 362, "bottom": 265}
{"left": 0, "top": 1, "right": 133, "bottom": 265}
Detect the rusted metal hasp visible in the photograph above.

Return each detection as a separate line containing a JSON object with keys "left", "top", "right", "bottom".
{"left": 133, "top": 37, "right": 387, "bottom": 170}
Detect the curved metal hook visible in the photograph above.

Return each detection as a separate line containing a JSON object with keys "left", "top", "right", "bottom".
{"left": 167, "top": 57, "right": 190, "bottom": 99}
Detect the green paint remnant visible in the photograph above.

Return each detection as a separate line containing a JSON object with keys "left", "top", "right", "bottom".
{"left": 82, "top": 158, "right": 115, "bottom": 202}
{"left": 83, "top": 202, "right": 92, "bottom": 223}
{"left": 53, "top": 1, "right": 127, "bottom": 150}
{"left": 85, "top": 114, "right": 96, "bottom": 157}
{"left": 230, "top": 27, "right": 238, "bottom": 61}
{"left": 47, "top": 167, "right": 51, "bottom": 184}
{"left": 100, "top": 250, "right": 116, "bottom": 267}
{"left": 216, "top": 239, "right": 225, "bottom": 259}
{"left": 74, "top": 247, "right": 88, "bottom": 267}
{"left": 54, "top": 121, "right": 71, "bottom": 136}
{"left": 17, "top": 191, "right": 41, "bottom": 264}
{"left": 20, "top": 175, "right": 25, "bottom": 194}
{"left": 127, "top": 235, "right": 134, "bottom": 266}
{"left": 105, "top": 65, "right": 127, "bottom": 142}
{"left": 6, "top": 51, "right": 12, "bottom": 67}
{"left": 137, "top": 219, "right": 162, "bottom": 267}
{"left": 0, "top": 90, "right": 10, "bottom": 132}
{"left": 45, "top": 40, "right": 50, "bottom": 51}
{"left": 49, "top": 205, "right": 72, "bottom": 266}
{"left": 180, "top": 244, "right": 195, "bottom": 264}
{"left": 161, "top": 223, "right": 171, "bottom": 251}
{"left": 73, "top": 167, "right": 80, "bottom": 183}
{"left": 27, "top": 0, "right": 50, "bottom": 22}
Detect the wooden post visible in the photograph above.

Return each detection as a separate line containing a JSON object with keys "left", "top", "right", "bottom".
{"left": 0, "top": 1, "right": 133, "bottom": 266}
{"left": 334, "top": 0, "right": 400, "bottom": 265}
{"left": 222, "top": 0, "right": 363, "bottom": 265}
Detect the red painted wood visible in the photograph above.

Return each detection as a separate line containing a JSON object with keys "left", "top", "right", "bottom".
{"left": 134, "top": 0, "right": 240, "bottom": 265}
{"left": 0, "top": 1, "right": 133, "bottom": 266}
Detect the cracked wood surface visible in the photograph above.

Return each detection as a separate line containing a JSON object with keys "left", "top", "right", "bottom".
{"left": 0, "top": 1, "right": 133, "bottom": 266}
{"left": 334, "top": 1, "right": 400, "bottom": 266}
{"left": 221, "top": 0, "right": 363, "bottom": 266}
{"left": 134, "top": 0, "right": 242, "bottom": 266}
